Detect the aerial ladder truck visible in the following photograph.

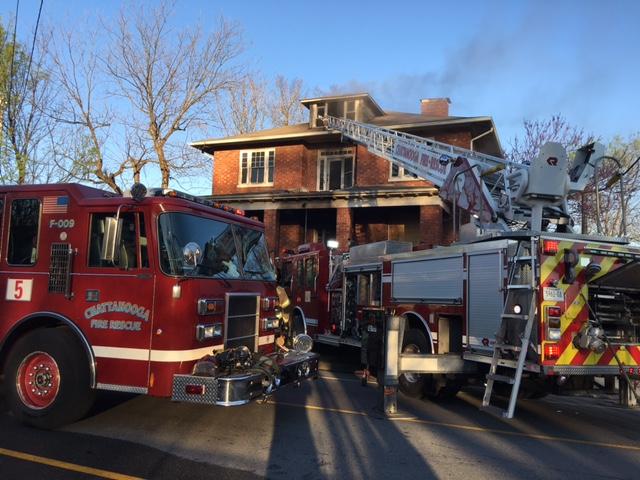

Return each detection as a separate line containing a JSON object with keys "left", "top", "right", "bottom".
{"left": 323, "top": 115, "right": 602, "bottom": 234}
{"left": 318, "top": 115, "right": 639, "bottom": 418}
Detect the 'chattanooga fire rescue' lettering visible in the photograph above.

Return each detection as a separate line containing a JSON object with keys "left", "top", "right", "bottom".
{"left": 90, "top": 319, "right": 142, "bottom": 331}
{"left": 84, "top": 301, "right": 150, "bottom": 322}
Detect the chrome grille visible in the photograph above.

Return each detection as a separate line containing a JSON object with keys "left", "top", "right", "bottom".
{"left": 225, "top": 294, "right": 259, "bottom": 351}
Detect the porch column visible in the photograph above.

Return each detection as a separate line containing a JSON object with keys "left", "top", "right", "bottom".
{"left": 336, "top": 207, "right": 353, "bottom": 251}
{"left": 419, "top": 205, "right": 443, "bottom": 249}
{"left": 263, "top": 209, "right": 278, "bottom": 259}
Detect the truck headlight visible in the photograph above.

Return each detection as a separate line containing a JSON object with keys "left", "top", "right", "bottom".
{"left": 196, "top": 323, "right": 223, "bottom": 341}
{"left": 293, "top": 334, "right": 313, "bottom": 353}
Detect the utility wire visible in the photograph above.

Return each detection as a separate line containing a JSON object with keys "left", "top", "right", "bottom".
{"left": 18, "top": 0, "right": 44, "bottom": 106}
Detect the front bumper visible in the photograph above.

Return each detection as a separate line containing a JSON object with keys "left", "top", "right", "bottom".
{"left": 171, "top": 351, "right": 319, "bottom": 406}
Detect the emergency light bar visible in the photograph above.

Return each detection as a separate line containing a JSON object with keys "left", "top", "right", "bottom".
{"left": 150, "top": 188, "right": 245, "bottom": 216}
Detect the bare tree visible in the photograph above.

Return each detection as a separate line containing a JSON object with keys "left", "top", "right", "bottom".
{"left": 105, "top": 1, "right": 243, "bottom": 188}
{"left": 581, "top": 134, "right": 640, "bottom": 239}
{"left": 268, "top": 75, "right": 306, "bottom": 127}
{"left": 508, "top": 116, "right": 640, "bottom": 239}
{"left": 216, "top": 74, "right": 267, "bottom": 136}
{"left": 215, "top": 74, "right": 307, "bottom": 136}
{"left": 48, "top": 28, "right": 127, "bottom": 193}
{"left": 507, "top": 114, "right": 591, "bottom": 165}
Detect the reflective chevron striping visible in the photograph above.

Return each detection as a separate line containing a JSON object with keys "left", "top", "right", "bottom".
{"left": 540, "top": 240, "right": 639, "bottom": 367}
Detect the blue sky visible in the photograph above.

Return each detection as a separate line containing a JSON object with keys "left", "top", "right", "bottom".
{"left": 3, "top": 0, "right": 639, "bottom": 193}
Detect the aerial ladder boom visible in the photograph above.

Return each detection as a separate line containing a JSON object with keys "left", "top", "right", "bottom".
{"left": 323, "top": 115, "right": 605, "bottom": 232}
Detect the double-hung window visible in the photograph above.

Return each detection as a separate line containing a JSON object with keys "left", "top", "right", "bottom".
{"left": 240, "top": 149, "right": 275, "bottom": 186}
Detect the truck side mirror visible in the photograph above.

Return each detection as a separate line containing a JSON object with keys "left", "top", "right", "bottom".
{"left": 101, "top": 216, "right": 122, "bottom": 263}
{"left": 183, "top": 242, "right": 202, "bottom": 267}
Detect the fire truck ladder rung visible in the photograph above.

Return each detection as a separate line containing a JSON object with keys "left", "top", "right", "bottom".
{"left": 494, "top": 342, "right": 522, "bottom": 352}
{"left": 479, "top": 404, "right": 510, "bottom": 418}
{"left": 495, "top": 358, "right": 519, "bottom": 368}
{"left": 486, "top": 373, "right": 516, "bottom": 384}
{"left": 513, "top": 256, "right": 533, "bottom": 262}
{"left": 481, "top": 237, "right": 538, "bottom": 419}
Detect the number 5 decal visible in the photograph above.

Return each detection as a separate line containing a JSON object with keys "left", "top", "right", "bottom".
{"left": 6, "top": 279, "right": 33, "bottom": 301}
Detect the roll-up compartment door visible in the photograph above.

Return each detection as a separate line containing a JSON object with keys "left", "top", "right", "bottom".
{"left": 467, "top": 251, "right": 504, "bottom": 351}
{"left": 392, "top": 255, "right": 463, "bottom": 304}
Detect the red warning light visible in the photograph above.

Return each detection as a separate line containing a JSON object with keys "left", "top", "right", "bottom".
{"left": 543, "top": 240, "right": 560, "bottom": 255}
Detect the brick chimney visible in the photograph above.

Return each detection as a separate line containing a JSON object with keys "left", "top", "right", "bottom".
{"left": 420, "top": 97, "right": 451, "bottom": 117}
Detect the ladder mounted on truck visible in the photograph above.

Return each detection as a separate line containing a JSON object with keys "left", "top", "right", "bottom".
{"left": 481, "top": 237, "right": 539, "bottom": 418}
{"left": 323, "top": 116, "right": 605, "bottom": 232}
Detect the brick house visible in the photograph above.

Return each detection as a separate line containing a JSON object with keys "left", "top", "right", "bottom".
{"left": 191, "top": 93, "right": 502, "bottom": 256}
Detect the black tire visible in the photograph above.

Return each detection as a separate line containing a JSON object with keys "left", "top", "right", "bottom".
{"left": 524, "top": 390, "right": 549, "bottom": 400}
{"left": 398, "top": 329, "right": 430, "bottom": 398}
{"left": 519, "top": 378, "right": 550, "bottom": 399}
{"left": 4, "top": 328, "right": 95, "bottom": 429}
{"left": 494, "top": 378, "right": 549, "bottom": 400}
{"left": 424, "top": 375, "right": 462, "bottom": 401}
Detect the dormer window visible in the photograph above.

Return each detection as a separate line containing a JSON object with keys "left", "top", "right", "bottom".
{"left": 304, "top": 94, "right": 384, "bottom": 129}
{"left": 315, "top": 104, "right": 326, "bottom": 128}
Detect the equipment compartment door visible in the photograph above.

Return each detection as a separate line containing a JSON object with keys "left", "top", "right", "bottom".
{"left": 467, "top": 251, "right": 504, "bottom": 352}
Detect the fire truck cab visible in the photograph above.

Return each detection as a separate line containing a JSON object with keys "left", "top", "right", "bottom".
{"left": 0, "top": 184, "right": 318, "bottom": 428}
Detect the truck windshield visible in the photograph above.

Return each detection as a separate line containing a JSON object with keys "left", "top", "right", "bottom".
{"left": 158, "top": 212, "right": 275, "bottom": 281}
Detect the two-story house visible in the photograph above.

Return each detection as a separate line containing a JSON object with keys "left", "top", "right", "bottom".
{"left": 191, "top": 93, "right": 502, "bottom": 256}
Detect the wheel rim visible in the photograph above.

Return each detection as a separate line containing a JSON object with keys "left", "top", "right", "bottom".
{"left": 16, "top": 351, "right": 61, "bottom": 410}
{"left": 402, "top": 344, "right": 420, "bottom": 383}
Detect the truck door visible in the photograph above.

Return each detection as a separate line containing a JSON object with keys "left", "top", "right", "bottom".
{"left": 78, "top": 210, "right": 154, "bottom": 392}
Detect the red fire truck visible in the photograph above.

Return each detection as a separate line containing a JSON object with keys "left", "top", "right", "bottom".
{"left": 0, "top": 183, "right": 318, "bottom": 428}
{"left": 277, "top": 116, "right": 640, "bottom": 417}
{"left": 279, "top": 231, "right": 640, "bottom": 412}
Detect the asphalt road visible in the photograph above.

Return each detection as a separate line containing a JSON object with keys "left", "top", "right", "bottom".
{"left": 1, "top": 347, "right": 639, "bottom": 479}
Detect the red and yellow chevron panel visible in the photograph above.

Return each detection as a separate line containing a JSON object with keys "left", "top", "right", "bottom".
{"left": 539, "top": 239, "right": 640, "bottom": 369}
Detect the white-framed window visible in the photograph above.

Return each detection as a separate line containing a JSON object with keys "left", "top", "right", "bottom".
{"left": 239, "top": 149, "right": 275, "bottom": 186}
{"left": 312, "top": 100, "right": 358, "bottom": 127}
{"left": 345, "top": 100, "right": 356, "bottom": 120}
{"left": 314, "top": 104, "right": 326, "bottom": 128}
{"left": 318, "top": 148, "right": 354, "bottom": 191}
{"left": 389, "top": 162, "right": 419, "bottom": 181}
